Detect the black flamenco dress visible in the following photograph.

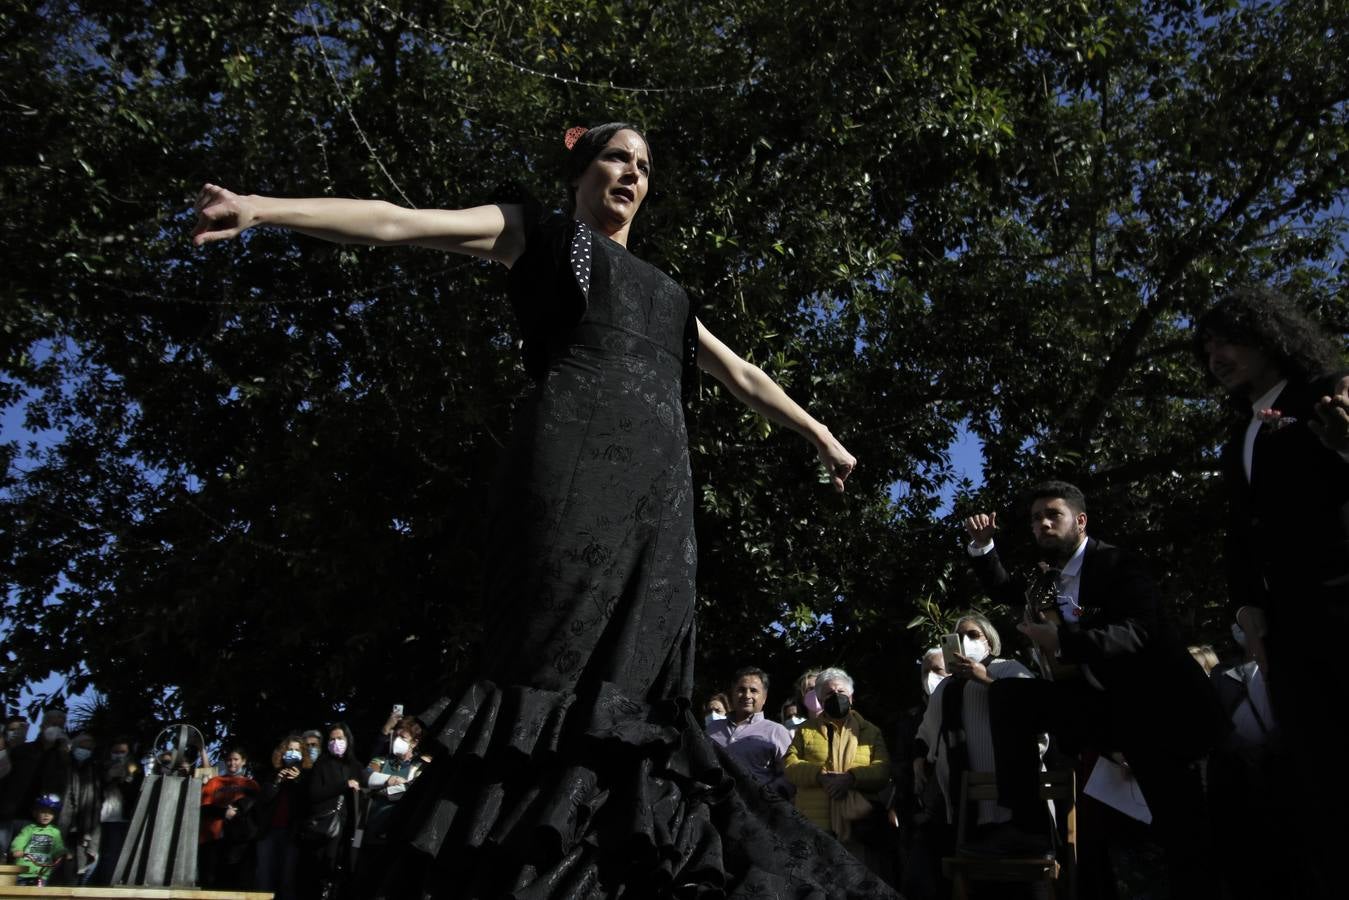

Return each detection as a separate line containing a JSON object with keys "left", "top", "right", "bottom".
{"left": 384, "top": 206, "right": 897, "bottom": 899}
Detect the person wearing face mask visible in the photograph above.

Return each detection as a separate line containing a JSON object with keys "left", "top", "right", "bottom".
{"left": 354, "top": 718, "right": 427, "bottom": 897}
{"left": 0, "top": 709, "right": 69, "bottom": 856}
{"left": 702, "top": 693, "right": 731, "bottom": 730}
{"left": 58, "top": 732, "right": 104, "bottom": 884}
{"left": 299, "top": 730, "right": 323, "bottom": 766}
{"left": 914, "top": 614, "right": 1049, "bottom": 859}
{"left": 296, "top": 723, "right": 365, "bottom": 900}
{"left": 253, "top": 734, "right": 310, "bottom": 900}
{"left": 784, "top": 668, "right": 891, "bottom": 871}
{"left": 90, "top": 737, "right": 139, "bottom": 886}
{"left": 795, "top": 669, "right": 824, "bottom": 723}
{"left": 198, "top": 747, "right": 261, "bottom": 889}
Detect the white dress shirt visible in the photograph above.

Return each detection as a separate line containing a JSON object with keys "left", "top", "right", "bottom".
{"left": 1243, "top": 380, "right": 1288, "bottom": 481}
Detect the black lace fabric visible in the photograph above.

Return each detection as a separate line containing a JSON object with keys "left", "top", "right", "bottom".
{"left": 379, "top": 208, "right": 898, "bottom": 899}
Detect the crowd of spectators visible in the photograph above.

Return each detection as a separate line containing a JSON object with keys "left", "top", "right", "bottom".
{"left": 689, "top": 604, "right": 1289, "bottom": 900}
{"left": 0, "top": 606, "right": 1302, "bottom": 899}
{"left": 0, "top": 706, "right": 425, "bottom": 898}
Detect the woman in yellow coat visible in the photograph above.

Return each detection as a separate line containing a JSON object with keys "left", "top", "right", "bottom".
{"left": 785, "top": 667, "right": 891, "bottom": 852}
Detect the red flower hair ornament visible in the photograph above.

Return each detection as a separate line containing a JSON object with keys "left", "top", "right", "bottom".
{"left": 563, "top": 126, "right": 588, "bottom": 150}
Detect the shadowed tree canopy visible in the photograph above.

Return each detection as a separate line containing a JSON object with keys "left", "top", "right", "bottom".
{"left": 2, "top": 0, "right": 1346, "bottom": 748}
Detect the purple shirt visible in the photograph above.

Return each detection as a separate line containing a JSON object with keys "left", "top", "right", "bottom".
{"left": 706, "top": 712, "right": 794, "bottom": 797}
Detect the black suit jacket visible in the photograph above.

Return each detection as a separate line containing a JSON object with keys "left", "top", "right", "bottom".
{"left": 970, "top": 537, "right": 1223, "bottom": 759}
{"left": 1221, "top": 376, "right": 1349, "bottom": 616}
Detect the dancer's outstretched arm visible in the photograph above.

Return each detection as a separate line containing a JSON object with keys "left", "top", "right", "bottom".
{"left": 191, "top": 183, "right": 528, "bottom": 266}
{"left": 696, "top": 320, "right": 856, "bottom": 492}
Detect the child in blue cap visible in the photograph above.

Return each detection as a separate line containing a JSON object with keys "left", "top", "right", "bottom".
{"left": 9, "top": 793, "right": 69, "bottom": 886}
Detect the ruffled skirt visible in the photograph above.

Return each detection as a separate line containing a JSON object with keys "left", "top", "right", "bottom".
{"left": 376, "top": 678, "right": 897, "bottom": 899}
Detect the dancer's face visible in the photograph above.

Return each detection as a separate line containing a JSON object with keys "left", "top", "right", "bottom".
{"left": 573, "top": 129, "right": 651, "bottom": 234}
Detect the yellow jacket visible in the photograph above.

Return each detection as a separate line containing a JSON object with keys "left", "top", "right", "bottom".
{"left": 784, "top": 710, "right": 890, "bottom": 833}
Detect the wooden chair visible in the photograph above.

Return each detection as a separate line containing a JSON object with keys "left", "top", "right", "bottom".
{"left": 941, "top": 770, "right": 1076, "bottom": 900}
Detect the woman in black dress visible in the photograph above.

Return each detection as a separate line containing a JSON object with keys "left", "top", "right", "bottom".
{"left": 194, "top": 123, "right": 892, "bottom": 899}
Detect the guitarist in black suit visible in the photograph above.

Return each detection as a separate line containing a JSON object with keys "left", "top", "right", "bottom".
{"left": 1195, "top": 286, "right": 1349, "bottom": 893}
{"left": 964, "top": 481, "right": 1223, "bottom": 899}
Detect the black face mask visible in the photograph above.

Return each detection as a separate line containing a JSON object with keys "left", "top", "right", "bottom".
{"left": 823, "top": 693, "right": 851, "bottom": 719}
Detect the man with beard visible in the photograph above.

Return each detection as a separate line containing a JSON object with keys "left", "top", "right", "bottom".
{"left": 1194, "top": 286, "right": 1349, "bottom": 895}
{"left": 961, "top": 481, "right": 1223, "bottom": 899}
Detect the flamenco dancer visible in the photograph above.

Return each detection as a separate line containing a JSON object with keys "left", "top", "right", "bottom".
{"left": 193, "top": 123, "right": 893, "bottom": 898}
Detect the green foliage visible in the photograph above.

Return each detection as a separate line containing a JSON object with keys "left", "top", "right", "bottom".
{"left": 2, "top": 0, "right": 1346, "bottom": 744}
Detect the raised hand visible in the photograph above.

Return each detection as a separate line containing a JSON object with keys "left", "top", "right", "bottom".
{"left": 192, "top": 183, "right": 258, "bottom": 246}
{"left": 1309, "top": 374, "right": 1349, "bottom": 453}
{"left": 963, "top": 512, "right": 997, "bottom": 545}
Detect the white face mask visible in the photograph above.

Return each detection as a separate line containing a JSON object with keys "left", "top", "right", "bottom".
{"left": 925, "top": 671, "right": 948, "bottom": 696}
{"left": 962, "top": 636, "right": 990, "bottom": 662}
{"left": 391, "top": 737, "right": 410, "bottom": 756}
{"left": 1231, "top": 623, "right": 1248, "bottom": 649}
{"left": 704, "top": 712, "right": 726, "bottom": 727}
{"left": 42, "top": 726, "right": 64, "bottom": 743}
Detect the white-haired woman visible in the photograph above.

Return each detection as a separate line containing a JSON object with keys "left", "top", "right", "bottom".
{"left": 785, "top": 668, "right": 891, "bottom": 856}
{"left": 915, "top": 613, "right": 1048, "bottom": 850}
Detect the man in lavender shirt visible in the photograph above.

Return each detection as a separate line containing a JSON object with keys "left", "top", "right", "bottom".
{"left": 706, "top": 667, "right": 795, "bottom": 799}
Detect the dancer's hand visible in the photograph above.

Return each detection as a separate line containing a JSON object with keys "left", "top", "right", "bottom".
{"left": 192, "top": 183, "right": 259, "bottom": 246}
{"left": 815, "top": 432, "right": 856, "bottom": 493}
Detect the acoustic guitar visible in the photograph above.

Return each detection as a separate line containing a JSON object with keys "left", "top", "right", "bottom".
{"left": 1023, "top": 564, "right": 1081, "bottom": 681}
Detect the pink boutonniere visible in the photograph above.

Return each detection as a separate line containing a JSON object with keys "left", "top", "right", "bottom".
{"left": 1256, "top": 408, "right": 1297, "bottom": 431}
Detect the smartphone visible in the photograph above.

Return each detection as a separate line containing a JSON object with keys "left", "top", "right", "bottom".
{"left": 941, "top": 633, "right": 963, "bottom": 670}
{"left": 392, "top": 704, "right": 404, "bottom": 717}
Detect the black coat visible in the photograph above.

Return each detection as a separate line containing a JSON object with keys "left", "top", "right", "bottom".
{"left": 971, "top": 537, "right": 1224, "bottom": 761}
{"left": 305, "top": 725, "right": 366, "bottom": 821}
{"left": 1220, "top": 375, "right": 1349, "bottom": 617}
